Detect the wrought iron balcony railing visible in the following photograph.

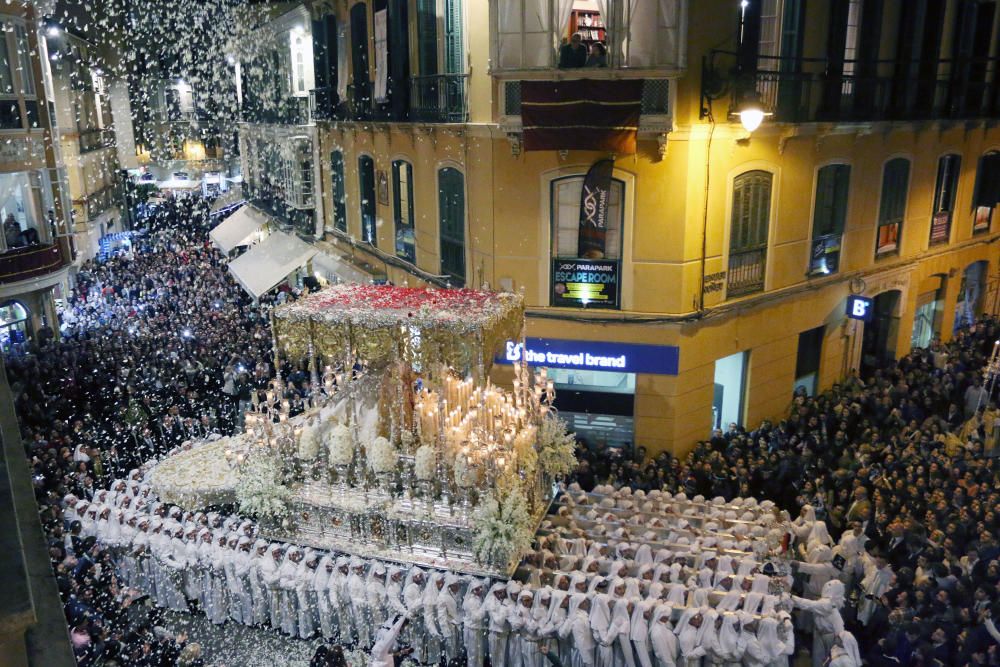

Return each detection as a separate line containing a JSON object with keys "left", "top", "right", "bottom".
{"left": 410, "top": 74, "right": 469, "bottom": 123}
{"left": 727, "top": 246, "right": 766, "bottom": 297}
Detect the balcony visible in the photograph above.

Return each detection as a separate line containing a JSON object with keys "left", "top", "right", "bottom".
{"left": 410, "top": 75, "right": 469, "bottom": 123}
{"left": 241, "top": 96, "right": 311, "bottom": 126}
{"left": 78, "top": 128, "right": 115, "bottom": 153}
{"left": 712, "top": 51, "right": 1000, "bottom": 124}
{"left": 726, "top": 246, "right": 766, "bottom": 297}
{"left": 0, "top": 240, "right": 71, "bottom": 285}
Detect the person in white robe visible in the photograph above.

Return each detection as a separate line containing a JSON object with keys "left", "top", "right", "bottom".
{"left": 182, "top": 526, "right": 202, "bottom": 604}
{"left": 385, "top": 567, "right": 408, "bottom": 620}
{"left": 611, "top": 597, "right": 636, "bottom": 667}
{"left": 743, "top": 616, "right": 787, "bottom": 667}
{"left": 792, "top": 579, "right": 845, "bottom": 667}
{"left": 484, "top": 583, "right": 511, "bottom": 667}
{"left": 421, "top": 571, "right": 445, "bottom": 664}
{"left": 828, "top": 631, "right": 861, "bottom": 667}
{"left": 248, "top": 540, "right": 270, "bottom": 626}
{"left": 333, "top": 557, "right": 354, "bottom": 645}
{"left": 348, "top": 557, "right": 373, "bottom": 647}
{"left": 369, "top": 615, "right": 409, "bottom": 667}
{"left": 544, "top": 589, "right": 571, "bottom": 664}
{"left": 857, "top": 550, "right": 893, "bottom": 626}
{"left": 368, "top": 562, "right": 389, "bottom": 629}
{"left": 194, "top": 531, "right": 222, "bottom": 625}
{"left": 559, "top": 594, "right": 595, "bottom": 667}
{"left": 674, "top": 607, "right": 708, "bottom": 667}
{"left": 590, "top": 593, "right": 619, "bottom": 667}
{"left": 260, "top": 544, "right": 284, "bottom": 629}
{"left": 649, "top": 605, "right": 677, "bottom": 667}
{"left": 437, "top": 573, "right": 464, "bottom": 663}
{"left": 224, "top": 535, "right": 246, "bottom": 624}
{"left": 313, "top": 556, "right": 336, "bottom": 640}
{"left": 508, "top": 589, "right": 536, "bottom": 667}
{"left": 295, "top": 549, "right": 318, "bottom": 638}
{"left": 463, "top": 578, "right": 489, "bottom": 667}
{"left": 277, "top": 546, "right": 302, "bottom": 636}
{"left": 131, "top": 518, "right": 153, "bottom": 596}
{"left": 630, "top": 600, "right": 655, "bottom": 667}
{"left": 715, "top": 613, "right": 742, "bottom": 667}
{"left": 157, "top": 523, "right": 189, "bottom": 612}
{"left": 700, "top": 609, "right": 724, "bottom": 667}
{"left": 402, "top": 567, "right": 427, "bottom": 661}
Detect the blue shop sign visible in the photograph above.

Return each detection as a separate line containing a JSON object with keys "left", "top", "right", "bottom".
{"left": 846, "top": 295, "right": 874, "bottom": 322}
{"left": 496, "top": 337, "right": 680, "bottom": 375}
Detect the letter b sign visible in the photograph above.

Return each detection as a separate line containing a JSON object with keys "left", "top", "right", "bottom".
{"left": 846, "top": 295, "right": 873, "bottom": 322}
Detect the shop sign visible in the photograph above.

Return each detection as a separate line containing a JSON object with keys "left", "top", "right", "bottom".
{"left": 497, "top": 337, "right": 679, "bottom": 375}
{"left": 846, "top": 295, "right": 874, "bottom": 322}
{"left": 551, "top": 258, "right": 620, "bottom": 309}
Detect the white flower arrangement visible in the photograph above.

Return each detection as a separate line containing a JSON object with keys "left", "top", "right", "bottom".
{"left": 537, "top": 414, "right": 578, "bottom": 478}
{"left": 399, "top": 428, "right": 415, "bottom": 450}
{"left": 296, "top": 422, "right": 323, "bottom": 460}
{"left": 454, "top": 452, "right": 478, "bottom": 488}
{"left": 414, "top": 444, "right": 436, "bottom": 481}
{"left": 367, "top": 436, "right": 397, "bottom": 474}
{"left": 344, "top": 649, "right": 369, "bottom": 667}
{"left": 234, "top": 453, "right": 291, "bottom": 520}
{"left": 327, "top": 422, "right": 354, "bottom": 466}
{"left": 148, "top": 437, "right": 241, "bottom": 507}
{"left": 473, "top": 488, "right": 533, "bottom": 568}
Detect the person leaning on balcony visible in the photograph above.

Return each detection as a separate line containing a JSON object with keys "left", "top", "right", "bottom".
{"left": 559, "top": 33, "right": 589, "bottom": 69}
{"left": 4, "top": 213, "right": 20, "bottom": 248}
{"left": 586, "top": 42, "right": 608, "bottom": 68}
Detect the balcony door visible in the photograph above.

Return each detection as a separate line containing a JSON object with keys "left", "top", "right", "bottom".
{"left": 727, "top": 170, "right": 772, "bottom": 297}
{"left": 438, "top": 167, "right": 466, "bottom": 286}
{"left": 358, "top": 155, "right": 377, "bottom": 244}
{"left": 350, "top": 3, "right": 372, "bottom": 115}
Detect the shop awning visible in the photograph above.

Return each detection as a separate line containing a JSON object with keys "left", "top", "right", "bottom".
{"left": 228, "top": 230, "right": 317, "bottom": 299}
{"left": 209, "top": 190, "right": 245, "bottom": 213}
{"left": 311, "top": 250, "right": 378, "bottom": 284}
{"left": 209, "top": 205, "right": 267, "bottom": 253}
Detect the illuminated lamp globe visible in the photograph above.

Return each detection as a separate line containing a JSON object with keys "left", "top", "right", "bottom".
{"left": 736, "top": 95, "right": 768, "bottom": 133}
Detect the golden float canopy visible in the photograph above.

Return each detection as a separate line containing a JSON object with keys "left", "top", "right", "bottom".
{"left": 272, "top": 284, "right": 525, "bottom": 376}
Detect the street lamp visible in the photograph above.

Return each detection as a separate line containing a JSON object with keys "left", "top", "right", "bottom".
{"left": 735, "top": 93, "right": 768, "bottom": 133}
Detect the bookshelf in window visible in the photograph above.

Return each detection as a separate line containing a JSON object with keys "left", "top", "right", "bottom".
{"left": 569, "top": 10, "right": 606, "bottom": 45}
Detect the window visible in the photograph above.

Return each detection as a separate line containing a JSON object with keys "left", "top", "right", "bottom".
{"left": 727, "top": 170, "right": 772, "bottom": 297}
{"left": 359, "top": 155, "right": 376, "bottom": 244}
{"left": 393, "top": 160, "right": 415, "bottom": 263}
{"left": 551, "top": 176, "right": 624, "bottom": 259}
{"left": 495, "top": 0, "right": 683, "bottom": 70}
{"left": 973, "top": 151, "right": 1000, "bottom": 235}
{"left": 930, "top": 154, "right": 960, "bottom": 245}
{"left": 329, "top": 151, "right": 347, "bottom": 233}
{"left": 14, "top": 24, "right": 33, "bottom": 97}
{"left": 809, "top": 164, "right": 850, "bottom": 276}
{"left": 438, "top": 167, "right": 465, "bottom": 286}
{"left": 416, "top": 0, "right": 439, "bottom": 75}
{"left": 445, "top": 0, "right": 463, "bottom": 74}
{"left": 876, "top": 157, "right": 910, "bottom": 256}
{"left": 0, "top": 24, "right": 13, "bottom": 96}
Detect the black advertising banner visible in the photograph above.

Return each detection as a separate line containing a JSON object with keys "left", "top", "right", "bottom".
{"left": 551, "top": 258, "right": 620, "bottom": 309}
{"left": 577, "top": 159, "right": 615, "bottom": 259}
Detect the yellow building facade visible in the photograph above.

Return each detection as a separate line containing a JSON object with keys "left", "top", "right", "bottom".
{"left": 261, "top": 0, "right": 1000, "bottom": 456}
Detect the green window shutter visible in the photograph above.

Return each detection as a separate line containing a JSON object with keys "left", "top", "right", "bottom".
{"left": 438, "top": 167, "right": 465, "bottom": 286}
{"left": 879, "top": 158, "right": 910, "bottom": 224}
{"left": 417, "top": 0, "right": 439, "bottom": 75}
{"left": 331, "top": 151, "right": 347, "bottom": 233}
{"left": 731, "top": 170, "right": 773, "bottom": 252}
{"left": 444, "top": 0, "right": 463, "bottom": 74}
{"left": 359, "top": 155, "right": 376, "bottom": 244}
{"left": 814, "top": 164, "right": 850, "bottom": 237}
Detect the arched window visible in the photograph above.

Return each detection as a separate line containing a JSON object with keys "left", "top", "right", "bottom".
{"left": 392, "top": 160, "right": 415, "bottom": 263}
{"left": 438, "top": 167, "right": 465, "bottom": 286}
{"left": 930, "top": 154, "right": 960, "bottom": 245}
{"left": 876, "top": 157, "right": 910, "bottom": 256}
{"left": 329, "top": 151, "right": 346, "bottom": 233}
{"left": 727, "top": 170, "right": 772, "bottom": 296}
{"left": 973, "top": 151, "right": 1000, "bottom": 234}
{"left": 358, "top": 155, "right": 376, "bottom": 244}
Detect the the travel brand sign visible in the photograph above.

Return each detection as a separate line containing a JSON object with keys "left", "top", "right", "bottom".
{"left": 496, "top": 337, "right": 679, "bottom": 375}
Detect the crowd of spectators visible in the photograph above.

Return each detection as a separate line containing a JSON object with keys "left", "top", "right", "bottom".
{"left": 572, "top": 320, "right": 1000, "bottom": 666}
{"left": 6, "top": 195, "right": 308, "bottom": 666}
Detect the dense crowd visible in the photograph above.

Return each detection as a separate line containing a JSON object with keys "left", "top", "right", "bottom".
{"left": 7, "top": 195, "right": 305, "bottom": 666}
{"left": 571, "top": 321, "right": 1000, "bottom": 666}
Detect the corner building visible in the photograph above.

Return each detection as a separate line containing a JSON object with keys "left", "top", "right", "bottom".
{"left": 253, "top": 0, "right": 1000, "bottom": 456}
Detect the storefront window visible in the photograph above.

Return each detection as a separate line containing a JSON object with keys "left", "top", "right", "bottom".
{"left": 0, "top": 300, "right": 29, "bottom": 353}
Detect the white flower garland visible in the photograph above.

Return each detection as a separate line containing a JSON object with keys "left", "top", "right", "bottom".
{"left": 234, "top": 453, "right": 291, "bottom": 520}
{"left": 327, "top": 422, "right": 354, "bottom": 466}
{"left": 414, "top": 444, "right": 436, "bottom": 481}
{"left": 537, "top": 414, "right": 578, "bottom": 478}
{"left": 472, "top": 488, "right": 533, "bottom": 568}
{"left": 367, "top": 436, "right": 397, "bottom": 474}
{"left": 297, "top": 422, "right": 323, "bottom": 460}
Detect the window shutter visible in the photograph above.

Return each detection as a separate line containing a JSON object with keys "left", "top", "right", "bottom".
{"left": 439, "top": 167, "right": 465, "bottom": 285}
{"left": 730, "top": 171, "right": 772, "bottom": 252}
{"left": 417, "top": 0, "right": 439, "bottom": 75}
{"left": 350, "top": 3, "right": 372, "bottom": 107}
{"left": 331, "top": 151, "right": 347, "bottom": 232}
{"left": 814, "top": 164, "right": 850, "bottom": 237}
{"left": 444, "top": 0, "right": 463, "bottom": 74}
